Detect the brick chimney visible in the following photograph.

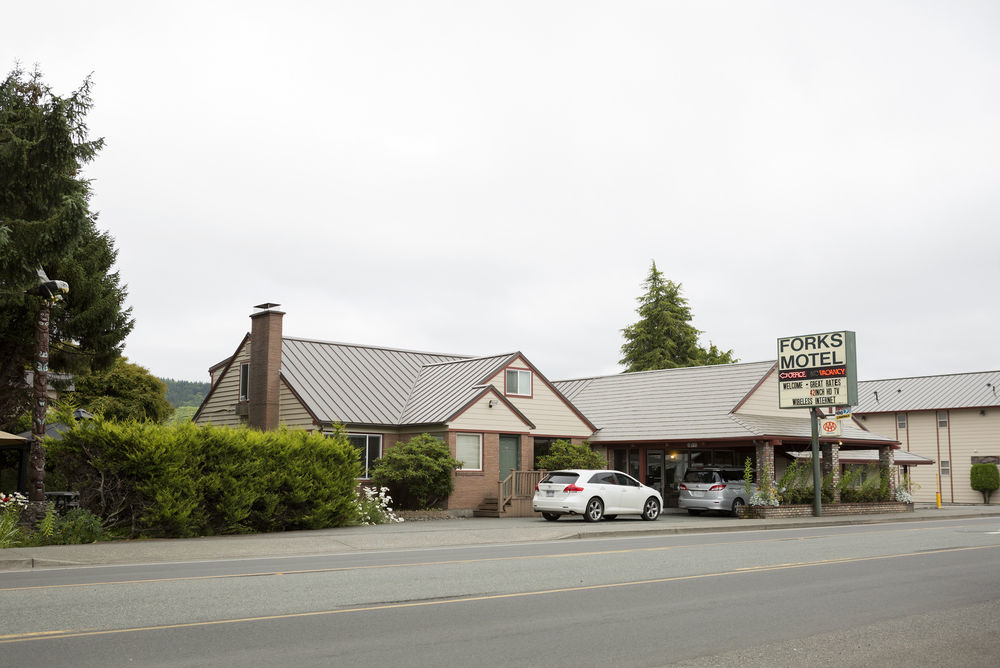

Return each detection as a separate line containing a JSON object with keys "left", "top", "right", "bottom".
{"left": 248, "top": 303, "right": 284, "bottom": 430}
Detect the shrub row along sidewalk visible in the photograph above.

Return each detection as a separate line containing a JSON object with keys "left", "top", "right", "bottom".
{"left": 49, "top": 419, "right": 363, "bottom": 538}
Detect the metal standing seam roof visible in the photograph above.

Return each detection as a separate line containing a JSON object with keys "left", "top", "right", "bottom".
{"left": 554, "top": 361, "right": 897, "bottom": 446}
{"left": 398, "top": 353, "right": 518, "bottom": 424}
{"left": 279, "top": 337, "right": 470, "bottom": 425}
{"left": 553, "top": 361, "right": 780, "bottom": 442}
{"left": 729, "top": 413, "right": 895, "bottom": 445}
{"left": 856, "top": 370, "right": 1000, "bottom": 414}
{"left": 785, "top": 449, "right": 935, "bottom": 465}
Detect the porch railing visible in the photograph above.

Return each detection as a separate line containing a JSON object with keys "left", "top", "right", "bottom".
{"left": 499, "top": 470, "right": 544, "bottom": 512}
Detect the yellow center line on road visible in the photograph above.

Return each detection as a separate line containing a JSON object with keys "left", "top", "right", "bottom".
{"left": 2, "top": 543, "right": 998, "bottom": 645}
{"left": 0, "top": 521, "right": 984, "bottom": 593}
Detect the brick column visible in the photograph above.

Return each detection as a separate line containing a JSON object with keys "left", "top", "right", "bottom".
{"left": 879, "top": 446, "right": 896, "bottom": 497}
{"left": 755, "top": 440, "right": 776, "bottom": 488}
{"left": 821, "top": 442, "right": 841, "bottom": 502}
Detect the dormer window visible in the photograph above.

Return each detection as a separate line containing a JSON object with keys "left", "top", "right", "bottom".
{"left": 506, "top": 368, "right": 532, "bottom": 397}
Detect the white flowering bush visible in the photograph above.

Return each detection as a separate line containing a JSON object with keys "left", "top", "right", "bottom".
{"left": 1, "top": 492, "right": 29, "bottom": 548}
{"left": 747, "top": 459, "right": 780, "bottom": 507}
{"left": 354, "top": 486, "right": 403, "bottom": 525}
{"left": 748, "top": 489, "right": 780, "bottom": 507}
{"left": 894, "top": 487, "right": 914, "bottom": 503}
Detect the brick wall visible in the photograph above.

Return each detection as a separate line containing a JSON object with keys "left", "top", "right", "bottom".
{"left": 741, "top": 502, "right": 914, "bottom": 519}
{"left": 447, "top": 431, "right": 499, "bottom": 510}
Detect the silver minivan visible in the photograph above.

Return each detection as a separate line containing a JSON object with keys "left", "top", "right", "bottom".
{"left": 678, "top": 468, "right": 750, "bottom": 516}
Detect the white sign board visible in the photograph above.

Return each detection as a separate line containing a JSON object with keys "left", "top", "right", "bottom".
{"left": 777, "top": 331, "right": 858, "bottom": 409}
{"left": 818, "top": 416, "right": 842, "bottom": 437}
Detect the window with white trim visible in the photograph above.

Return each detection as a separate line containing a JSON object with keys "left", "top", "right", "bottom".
{"left": 940, "top": 460, "right": 950, "bottom": 477}
{"left": 937, "top": 411, "right": 948, "bottom": 428}
{"left": 346, "top": 433, "right": 382, "bottom": 479}
{"left": 239, "top": 363, "right": 250, "bottom": 402}
{"left": 456, "top": 433, "right": 483, "bottom": 471}
{"left": 896, "top": 413, "right": 906, "bottom": 429}
{"left": 505, "top": 369, "right": 532, "bottom": 396}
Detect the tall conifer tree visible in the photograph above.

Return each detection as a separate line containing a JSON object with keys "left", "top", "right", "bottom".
{"left": 0, "top": 66, "right": 133, "bottom": 428}
{"left": 619, "top": 261, "right": 736, "bottom": 372}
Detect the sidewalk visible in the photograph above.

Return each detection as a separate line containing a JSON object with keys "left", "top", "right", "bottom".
{"left": 3, "top": 504, "right": 1000, "bottom": 571}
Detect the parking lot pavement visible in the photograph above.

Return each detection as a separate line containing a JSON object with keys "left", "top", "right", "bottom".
{"left": 3, "top": 504, "right": 999, "bottom": 571}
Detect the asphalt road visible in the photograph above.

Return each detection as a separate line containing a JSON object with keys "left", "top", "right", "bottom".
{"left": 2, "top": 517, "right": 999, "bottom": 666}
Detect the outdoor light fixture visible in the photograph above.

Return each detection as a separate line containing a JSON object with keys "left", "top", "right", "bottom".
{"left": 488, "top": 399, "right": 498, "bottom": 408}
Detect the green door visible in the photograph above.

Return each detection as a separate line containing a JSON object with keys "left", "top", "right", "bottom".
{"left": 499, "top": 435, "right": 521, "bottom": 481}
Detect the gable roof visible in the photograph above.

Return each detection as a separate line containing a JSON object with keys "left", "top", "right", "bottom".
{"left": 555, "top": 361, "right": 895, "bottom": 446}
{"left": 856, "top": 370, "right": 1000, "bottom": 414}
{"left": 279, "top": 337, "right": 470, "bottom": 425}
{"left": 554, "top": 361, "right": 778, "bottom": 442}
{"left": 399, "top": 353, "right": 523, "bottom": 424}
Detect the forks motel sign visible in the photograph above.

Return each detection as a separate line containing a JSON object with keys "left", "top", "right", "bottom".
{"left": 777, "top": 331, "right": 858, "bottom": 409}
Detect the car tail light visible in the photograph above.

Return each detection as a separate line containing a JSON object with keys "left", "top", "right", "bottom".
{"left": 563, "top": 484, "right": 584, "bottom": 493}
{"left": 679, "top": 483, "right": 688, "bottom": 491}
{"left": 535, "top": 483, "right": 539, "bottom": 491}
{"left": 709, "top": 484, "right": 726, "bottom": 491}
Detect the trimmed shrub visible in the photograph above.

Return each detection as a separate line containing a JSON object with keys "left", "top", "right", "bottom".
{"left": 48, "top": 418, "right": 362, "bottom": 538}
{"left": 840, "top": 464, "right": 891, "bottom": 503}
{"left": 371, "top": 434, "right": 461, "bottom": 510}
{"left": 535, "top": 440, "right": 603, "bottom": 471}
{"left": 971, "top": 463, "right": 1000, "bottom": 504}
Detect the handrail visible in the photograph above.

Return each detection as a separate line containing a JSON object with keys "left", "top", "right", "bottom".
{"left": 498, "top": 470, "right": 545, "bottom": 513}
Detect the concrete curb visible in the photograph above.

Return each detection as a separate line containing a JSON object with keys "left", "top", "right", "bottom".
{"left": 3, "top": 507, "right": 999, "bottom": 572}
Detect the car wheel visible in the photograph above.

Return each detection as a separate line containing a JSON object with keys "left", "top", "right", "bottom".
{"left": 541, "top": 512, "right": 560, "bottom": 522}
{"left": 731, "top": 498, "right": 746, "bottom": 517}
{"left": 687, "top": 508, "right": 704, "bottom": 516}
{"left": 583, "top": 497, "right": 604, "bottom": 522}
{"left": 641, "top": 497, "right": 661, "bottom": 521}
{"left": 603, "top": 515, "right": 617, "bottom": 521}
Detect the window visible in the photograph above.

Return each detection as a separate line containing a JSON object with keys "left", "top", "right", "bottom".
{"left": 937, "top": 411, "right": 948, "bottom": 428}
{"left": 940, "top": 460, "right": 950, "bottom": 477}
{"left": 456, "top": 433, "right": 482, "bottom": 471}
{"left": 590, "top": 472, "right": 618, "bottom": 485}
{"left": 344, "top": 434, "right": 382, "bottom": 479}
{"left": 505, "top": 368, "right": 532, "bottom": 396}
{"left": 614, "top": 472, "right": 640, "bottom": 487}
{"left": 896, "top": 413, "right": 907, "bottom": 429}
{"left": 238, "top": 363, "right": 250, "bottom": 402}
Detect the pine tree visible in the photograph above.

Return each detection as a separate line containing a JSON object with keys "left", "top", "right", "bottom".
{"left": 619, "top": 261, "right": 737, "bottom": 372}
{"left": 0, "top": 66, "right": 133, "bottom": 428}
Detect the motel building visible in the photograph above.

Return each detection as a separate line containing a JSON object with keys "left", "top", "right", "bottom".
{"left": 554, "top": 360, "right": 918, "bottom": 508}
{"left": 182, "top": 310, "right": 952, "bottom": 515}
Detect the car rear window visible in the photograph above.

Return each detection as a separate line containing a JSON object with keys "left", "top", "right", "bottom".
{"left": 721, "top": 470, "right": 745, "bottom": 482}
{"left": 683, "top": 470, "right": 718, "bottom": 484}
{"left": 542, "top": 472, "right": 579, "bottom": 485}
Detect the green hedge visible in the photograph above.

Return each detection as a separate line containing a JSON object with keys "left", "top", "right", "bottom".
{"left": 49, "top": 419, "right": 362, "bottom": 537}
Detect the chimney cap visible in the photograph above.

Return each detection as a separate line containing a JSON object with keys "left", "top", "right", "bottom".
{"left": 253, "top": 302, "right": 282, "bottom": 311}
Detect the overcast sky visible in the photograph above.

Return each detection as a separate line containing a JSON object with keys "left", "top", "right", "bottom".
{"left": 6, "top": 1, "right": 999, "bottom": 385}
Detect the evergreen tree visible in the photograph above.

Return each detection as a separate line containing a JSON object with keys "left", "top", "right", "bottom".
{"left": 619, "top": 261, "right": 737, "bottom": 372}
{"left": 69, "top": 357, "right": 174, "bottom": 423}
{"left": 0, "top": 66, "right": 133, "bottom": 428}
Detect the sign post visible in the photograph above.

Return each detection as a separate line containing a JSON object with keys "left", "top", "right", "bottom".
{"left": 777, "top": 331, "right": 858, "bottom": 517}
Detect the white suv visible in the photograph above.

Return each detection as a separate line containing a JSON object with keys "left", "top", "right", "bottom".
{"left": 533, "top": 469, "right": 662, "bottom": 522}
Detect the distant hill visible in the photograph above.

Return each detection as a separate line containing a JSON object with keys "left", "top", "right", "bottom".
{"left": 159, "top": 378, "right": 211, "bottom": 409}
